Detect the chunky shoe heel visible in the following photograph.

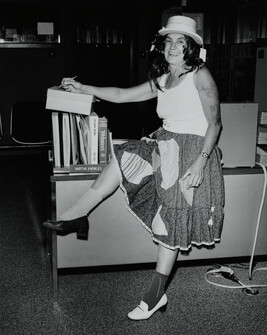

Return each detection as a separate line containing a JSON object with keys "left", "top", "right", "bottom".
{"left": 128, "top": 294, "right": 168, "bottom": 320}
{"left": 77, "top": 227, "right": 89, "bottom": 240}
{"left": 43, "top": 215, "right": 89, "bottom": 240}
{"left": 159, "top": 304, "right": 167, "bottom": 313}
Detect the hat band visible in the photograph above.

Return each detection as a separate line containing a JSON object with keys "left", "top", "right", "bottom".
{"left": 163, "top": 23, "right": 196, "bottom": 33}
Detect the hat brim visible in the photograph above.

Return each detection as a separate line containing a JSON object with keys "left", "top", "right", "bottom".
{"left": 158, "top": 27, "right": 203, "bottom": 46}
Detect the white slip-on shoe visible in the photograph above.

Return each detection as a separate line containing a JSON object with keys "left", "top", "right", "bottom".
{"left": 127, "top": 294, "right": 168, "bottom": 321}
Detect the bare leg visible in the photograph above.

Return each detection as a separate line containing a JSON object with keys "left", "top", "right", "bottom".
{"left": 156, "top": 244, "right": 179, "bottom": 276}
{"left": 59, "top": 157, "right": 121, "bottom": 220}
{"left": 91, "top": 157, "right": 121, "bottom": 199}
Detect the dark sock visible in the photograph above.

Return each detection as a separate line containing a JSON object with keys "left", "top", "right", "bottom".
{"left": 143, "top": 271, "right": 168, "bottom": 311}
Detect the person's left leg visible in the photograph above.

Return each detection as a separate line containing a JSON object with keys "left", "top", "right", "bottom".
{"left": 43, "top": 157, "right": 121, "bottom": 239}
{"left": 128, "top": 244, "right": 178, "bottom": 320}
{"left": 59, "top": 157, "right": 121, "bottom": 220}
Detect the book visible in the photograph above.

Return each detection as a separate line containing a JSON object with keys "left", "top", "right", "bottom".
{"left": 46, "top": 86, "right": 93, "bottom": 115}
{"left": 50, "top": 109, "right": 111, "bottom": 174}
{"left": 98, "top": 116, "right": 108, "bottom": 163}
{"left": 51, "top": 112, "right": 61, "bottom": 167}
{"left": 83, "top": 115, "right": 91, "bottom": 164}
{"left": 258, "top": 112, "right": 267, "bottom": 125}
{"left": 89, "top": 112, "right": 99, "bottom": 164}
{"left": 53, "top": 166, "right": 70, "bottom": 174}
{"left": 69, "top": 113, "right": 80, "bottom": 165}
{"left": 256, "top": 145, "right": 267, "bottom": 156}
{"left": 108, "top": 131, "right": 113, "bottom": 161}
{"left": 257, "top": 126, "right": 267, "bottom": 144}
{"left": 69, "top": 163, "right": 106, "bottom": 174}
{"left": 75, "top": 114, "right": 89, "bottom": 164}
{"left": 76, "top": 114, "right": 91, "bottom": 165}
{"left": 258, "top": 125, "right": 267, "bottom": 134}
{"left": 62, "top": 113, "right": 71, "bottom": 167}
{"left": 256, "top": 154, "right": 267, "bottom": 165}
{"left": 256, "top": 145, "right": 267, "bottom": 165}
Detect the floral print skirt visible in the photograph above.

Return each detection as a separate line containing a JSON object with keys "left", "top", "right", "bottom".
{"left": 113, "top": 127, "right": 225, "bottom": 251}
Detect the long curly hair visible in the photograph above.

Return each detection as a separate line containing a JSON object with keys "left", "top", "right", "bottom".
{"left": 148, "top": 34, "right": 205, "bottom": 91}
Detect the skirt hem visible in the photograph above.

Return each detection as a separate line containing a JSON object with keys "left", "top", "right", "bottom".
{"left": 119, "top": 178, "right": 221, "bottom": 251}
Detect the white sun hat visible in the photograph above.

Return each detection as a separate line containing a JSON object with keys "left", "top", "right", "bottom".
{"left": 158, "top": 15, "right": 203, "bottom": 46}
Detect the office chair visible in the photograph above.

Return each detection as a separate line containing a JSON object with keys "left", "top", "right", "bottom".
{"left": 10, "top": 100, "right": 52, "bottom": 146}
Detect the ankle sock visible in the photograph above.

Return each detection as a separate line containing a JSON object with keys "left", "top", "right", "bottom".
{"left": 59, "top": 188, "right": 103, "bottom": 220}
{"left": 143, "top": 271, "right": 168, "bottom": 311}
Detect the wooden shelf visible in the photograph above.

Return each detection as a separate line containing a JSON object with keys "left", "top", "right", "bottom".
{"left": 76, "top": 43, "right": 124, "bottom": 47}
{"left": 0, "top": 42, "right": 61, "bottom": 48}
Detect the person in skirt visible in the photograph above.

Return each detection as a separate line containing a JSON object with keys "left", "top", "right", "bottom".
{"left": 44, "top": 15, "right": 225, "bottom": 320}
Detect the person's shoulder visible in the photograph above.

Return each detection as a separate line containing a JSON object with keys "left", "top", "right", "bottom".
{"left": 194, "top": 66, "right": 215, "bottom": 89}
{"left": 156, "top": 73, "right": 168, "bottom": 87}
{"left": 194, "top": 65, "right": 211, "bottom": 79}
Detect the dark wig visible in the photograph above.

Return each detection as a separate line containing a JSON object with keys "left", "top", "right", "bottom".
{"left": 148, "top": 34, "right": 205, "bottom": 91}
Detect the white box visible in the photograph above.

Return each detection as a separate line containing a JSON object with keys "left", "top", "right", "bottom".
{"left": 37, "top": 22, "right": 54, "bottom": 35}
{"left": 218, "top": 103, "right": 258, "bottom": 167}
{"left": 46, "top": 86, "right": 93, "bottom": 115}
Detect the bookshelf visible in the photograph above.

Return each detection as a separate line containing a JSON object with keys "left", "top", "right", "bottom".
{"left": 256, "top": 112, "right": 267, "bottom": 165}
{"left": 0, "top": 0, "right": 62, "bottom": 48}
{"left": 68, "top": 0, "right": 135, "bottom": 87}
{"left": 76, "top": 23, "right": 124, "bottom": 46}
{"left": 46, "top": 87, "right": 112, "bottom": 175}
{"left": 0, "top": 42, "right": 60, "bottom": 49}
{"left": 254, "top": 46, "right": 267, "bottom": 166}
{"left": 50, "top": 110, "right": 111, "bottom": 175}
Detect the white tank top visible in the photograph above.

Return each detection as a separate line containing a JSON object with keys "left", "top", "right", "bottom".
{"left": 156, "top": 71, "right": 208, "bottom": 136}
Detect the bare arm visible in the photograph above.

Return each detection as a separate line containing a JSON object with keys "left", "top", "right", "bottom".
{"left": 61, "top": 78, "right": 158, "bottom": 103}
{"left": 195, "top": 67, "right": 222, "bottom": 156}
{"left": 182, "top": 67, "right": 222, "bottom": 189}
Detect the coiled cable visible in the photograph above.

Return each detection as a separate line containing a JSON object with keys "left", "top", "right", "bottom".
{"left": 205, "top": 163, "right": 267, "bottom": 293}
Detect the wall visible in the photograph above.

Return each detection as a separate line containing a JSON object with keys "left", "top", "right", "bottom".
{"left": 0, "top": 0, "right": 266, "bottom": 147}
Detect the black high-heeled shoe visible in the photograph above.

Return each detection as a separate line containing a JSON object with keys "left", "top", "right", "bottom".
{"left": 43, "top": 216, "right": 89, "bottom": 240}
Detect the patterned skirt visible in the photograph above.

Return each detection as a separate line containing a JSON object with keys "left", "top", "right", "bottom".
{"left": 113, "top": 127, "right": 225, "bottom": 251}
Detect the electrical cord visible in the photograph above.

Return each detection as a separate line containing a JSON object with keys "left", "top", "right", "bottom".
{"left": 248, "top": 162, "right": 267, "bottom": 280}
{"left": 205, "top": 265, "right": 267, "bottom": 291}
{"left": 205, "top": 163, "right": 267, "bottom": 293}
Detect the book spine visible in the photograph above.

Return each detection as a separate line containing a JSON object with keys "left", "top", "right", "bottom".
{"left": 62, "top": 113, "right": 71, "bottom": 167}
{"left": 89, "top": 112, "right": 99, "bottom": 164}
{"left": 84, "top": 115, "right": 91, "bottom": 164}
{"left": 51, "top": 112, "right": 61, "bottom": 168}
{"left": 69, "top": 164, "right": 106, "bottom": 173}
{"left": 53, "top": 166, "right": 70, "bottom": 174}
{"left": 107, "top": 130, "right": 113, "bottom": 162}
{"left": 75, "top": 115, "right": 88, "bottom": 164}
{"left": 69, "top": 113, "right": 80, "bottom": 165}
{"left": 98, "top": 117, "right": 108, "bottom": 163}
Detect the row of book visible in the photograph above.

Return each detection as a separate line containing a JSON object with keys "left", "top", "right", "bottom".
{"left": 51, "top": 111, "right": 112, "bottom": 174}
{"left": 256, "top": 145, "right": 267, "bottom": 166}
{"left": 258, "top": 111, "right": 267, "bottom": 125}
{"left": 46, "top": 86, "right": 112, "bottom": 174}
{"left": 257, "top": 125, "right": 267, "bottom": 145}
{"left": 257, "top": 116, "right": 267, "bottom": 165}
